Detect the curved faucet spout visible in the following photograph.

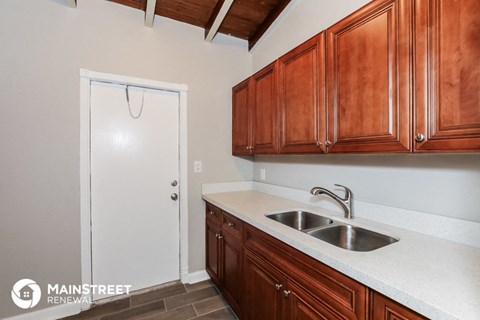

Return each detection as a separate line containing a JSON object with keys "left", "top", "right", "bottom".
{"left": 310, "top": 184, "right": 354, "bottom": 219}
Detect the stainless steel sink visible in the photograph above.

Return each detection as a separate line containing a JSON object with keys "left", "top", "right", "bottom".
{"left": 307, "top": 224, "right": 398, "bottom": 252}
{"left": 266, "top": 211, "right": 333, "bottom": 231}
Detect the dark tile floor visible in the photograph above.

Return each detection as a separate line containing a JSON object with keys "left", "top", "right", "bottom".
{"left": 60, "top": 280, "right": 237, "bottom": 320}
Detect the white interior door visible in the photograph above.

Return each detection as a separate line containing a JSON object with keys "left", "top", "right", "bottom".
{"left": 90, "top": 81, "right": 180, "bottom": 300}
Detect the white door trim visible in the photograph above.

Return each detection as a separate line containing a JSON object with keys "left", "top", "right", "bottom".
{"left": 79, "top": 69, "right": 189, "bottom": 310}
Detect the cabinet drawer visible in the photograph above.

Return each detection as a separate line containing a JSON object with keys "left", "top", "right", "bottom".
{"left": 245, "top": 223, "right": 367, "bottom": 320}
{"left": 222, "top": 212, "right": 244, "bottom": 242}
{"left": 206, "top": 202, "right": 222, "bottom": 225}
{"left": 371, "top": 291, "right": 427, "bottom": 320}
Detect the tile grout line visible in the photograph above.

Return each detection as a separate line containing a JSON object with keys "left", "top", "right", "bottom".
{"left": 191, "top": 302, "right": 200, "bottom": 317}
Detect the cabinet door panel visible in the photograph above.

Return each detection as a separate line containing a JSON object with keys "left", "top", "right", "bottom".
{"left": 232, "top": 78, "right": 252, "bottom": 155}
{"left": 221, "top": 236, "right": 242, "bottom": 315}
{"left": 278, "top": 34, "right": 326, "bottom": 153}
{"left": 327, "top": 0, "right": 411, "bottom": 153}
{"left": 414, "top": 0, "right": 480, "bottom": 151}
{"left": 252, "top": 62, "right": 278, "bottom": 154}
{"left": 286, "top": 280, "right": 344, "bottom": 320}
{"left": 205, "top": 222, "right": 221, "bottom": 288}
{"left": 243, "top": 249, "right": 283, "bottom": 320}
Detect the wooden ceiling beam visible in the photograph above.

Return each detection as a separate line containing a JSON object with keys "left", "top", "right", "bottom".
{"left": 248, "top": 0, "right": 291, "bottom": 50}
{"left": 66, "top": 0, "right": 77, "bottom": 8}
{"left": 204, "top": 0, "right": 234, "bottom": 43}
{"left": 145, "top": 0, "right": 157, "bottom": 27}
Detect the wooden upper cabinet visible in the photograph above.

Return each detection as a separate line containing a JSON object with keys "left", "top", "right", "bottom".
{"left": 252, "top": 62, "right": 279, "bottom": 154}
{"left": 414, "top": 0, "right": 480, "bottom": 152}
{"left": 278, "top": 33, "right": 326, "bottom": 154}
{"left": 232, "top": 78, "right": 252, "bottom": 155}
{"left": 326, "top": 0, "right": 412, "bottom": 153}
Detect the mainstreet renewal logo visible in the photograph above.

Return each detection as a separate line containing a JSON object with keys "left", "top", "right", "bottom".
{"left": 11, "top": 279, "right": 42, "bottom": 309}
{"left": 12, "top": 279, "right": 132, "bottom": 308}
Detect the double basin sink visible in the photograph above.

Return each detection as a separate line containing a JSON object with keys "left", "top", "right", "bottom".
{"left": 266, "top": 210, "right": 398, "bottom": 252}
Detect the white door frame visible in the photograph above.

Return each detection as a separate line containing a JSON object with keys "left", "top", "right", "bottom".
{"left": 79, "top": 69, "right": 189, "bottom": 309}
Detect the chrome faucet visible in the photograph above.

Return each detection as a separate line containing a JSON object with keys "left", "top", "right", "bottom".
{"left": 310, "top": 184, "right": 354, "bottom": 219}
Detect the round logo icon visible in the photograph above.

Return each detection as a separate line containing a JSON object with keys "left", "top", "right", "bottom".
{"left": 11, "top": 279, "right": 41, "bottom": 309}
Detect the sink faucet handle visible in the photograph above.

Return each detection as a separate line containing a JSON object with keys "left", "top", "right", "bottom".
{"left": 334, "top": 184, "right": 353, "bottom": 200}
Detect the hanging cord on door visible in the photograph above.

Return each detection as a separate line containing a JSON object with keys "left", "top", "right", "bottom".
{"left": 125, "top": 85, "right": 145, "bottom": 119}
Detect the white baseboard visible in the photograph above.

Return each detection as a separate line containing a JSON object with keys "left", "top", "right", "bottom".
{"left": 187, "top": 270, "right": 210, "bottom": 284}
{"left": 3, "top": 303, "right": 81, "bottom": 320}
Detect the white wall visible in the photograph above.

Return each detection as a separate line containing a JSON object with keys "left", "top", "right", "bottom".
{"left": 0, "top": 0, "right": 252, "bottom": 317}
{"left": 254, "top": 154, "right": 480, "bottom": 222}
{"left": 250, "top": 0, "right": 480, "bottom": 223}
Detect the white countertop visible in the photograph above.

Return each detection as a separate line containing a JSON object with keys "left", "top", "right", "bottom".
{"left": 202, "top": 190, "right": 480, "bottom": 320}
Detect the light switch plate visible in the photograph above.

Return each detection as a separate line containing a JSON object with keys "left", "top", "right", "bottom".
{"left": 194, "top": 161, "right": 202, "bottom": 173}
{"left": 260, "top": 168, "right": 266, "bottom": 180}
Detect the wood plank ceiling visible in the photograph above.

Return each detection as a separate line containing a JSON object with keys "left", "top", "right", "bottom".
{"left": 109, "top": 0, "right": 292, "bottom": 50}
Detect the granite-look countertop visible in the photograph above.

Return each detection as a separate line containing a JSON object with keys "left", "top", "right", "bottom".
{"left": 202, "top": 190, "right": 480, "bottom": 320}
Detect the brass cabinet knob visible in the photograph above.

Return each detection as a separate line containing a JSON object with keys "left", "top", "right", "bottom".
{"left": 325, "top": 140, "right": 332, "bottom": 147}
{"left": 316, "top": 141, "right": 322, "bottom": 147}
{"left": 283, "top": 290, "right": 291, "bottom": 298}
{"left": 415, "top": 133, "right": 425, "bottom": 142}
{"left": 275, "top": 284, "right": 283, "bottom": 291}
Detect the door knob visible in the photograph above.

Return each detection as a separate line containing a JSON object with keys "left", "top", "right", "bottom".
{"left": 283, "top": 290, "right": 291, "bottom": 298}
{"left": 275, "top": 284, "right": 283, "bottom": 291}
{"left": 171, "top": 180, "right": 178, "bottom": 187}
{"left": 171, "top": 193, "right": 178, "bottom": 201}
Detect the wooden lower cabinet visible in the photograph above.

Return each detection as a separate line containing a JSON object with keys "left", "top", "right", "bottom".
{"left": 205, "top": 221, "right": 221, "bottom": 287}
{"left": 244, "top": 223, "right": 367, "bottom": 320}
{"left": 370, "top": 291, "right": 427, "bottom": 320}
{"left": 221, "top": 235, "right": 242, "bottom": 314}
{"left": 243, "top": 248, "right": 361, "bottom": 320}
{"left": 205, "top": 204, "right": 243, "bottom": 316}
{"left": 243, "top": 249, "right": 284, "bottom": 320}
{"left": 205, "top": 202, "right": 429, "bottom": 320}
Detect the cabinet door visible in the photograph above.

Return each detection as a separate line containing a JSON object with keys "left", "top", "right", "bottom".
{"left": 252, "top": 62, "right": 278, "bottom": 154}
{"left": 371, "top": 291, "right": 427, "bottom": 320}
{"left": 243, "top": 249, "right": 284, "bottom": 320}
{"left": 205, "top": 222, "right": 222, "bottom": 288}
{"left": 285, "top": 280, "right": 344, "bottom": 320}
{"left": 278, "top": 34, "right": 326, "bottom": 153}
{"left": 232, "top": 78, "right": 252, "bottom": 155}
{"left": 414, "top": 0, "right": 480, "bottom": 152}
{"left": 326, "top": 0, "right": 412, "bottom": 153}
{"left": 221, "top": 235, "right": 242, "bottom": 315}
